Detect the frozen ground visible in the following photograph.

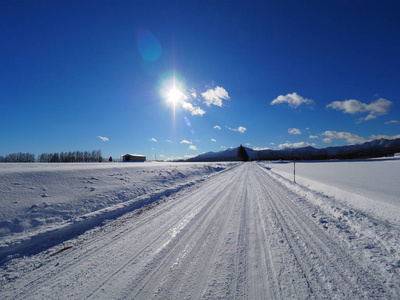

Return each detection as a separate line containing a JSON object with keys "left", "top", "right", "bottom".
{"left": 1, "top": 161, "right": 399, "bottom": 299}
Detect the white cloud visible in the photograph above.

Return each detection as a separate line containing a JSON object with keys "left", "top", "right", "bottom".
{"left": 367, "top": 98, "right": 393, "bottom": 114}
{"left": 166, "top": 140, "right": 173, "bottom": 143}
{"left": 309, "top": 135, "right": 318, "bottom": 139}
{"left": 322, "top": 138, "right": 332, "bottom": 143}
{"left": 245, "top": 143, "right": 251, "bottom": 146}
{"left": 227, "top": 126, "right": 247, "bottom": 133}
{"left": 369, "top": 134, "right": 400, "bottom": 140}
{"left": 327, "top": 98, "right": 392, "bottom": 122}
{"left": 253, "top": 147, "right": 271, "bottom": 151}
{"left": 189, "top": 145, "right": 197, "bottom": 150}
{"left": 357, "top": 114, "right": 377, "bottom": 123}
{"left": 182, "top": 102, "right": 206, "bottom": 116}
{"left": 97, "top": 136, "right": 109, "bottom": 142}
{"left": 327, "top": 99, "right": 366, "bottom": 114}
{"left": 202, "top": 86, "right": 230, "bottom": 107}
{"left": 385, "top": 120, "right": 399, "bottom": 124}
{"left": 319, "top": 131, "right": 400, "bottom": 144}
{"left": 221, "top": 146, "right": 227, "bottom": 149}
{"left": 149, "top": 138, "right": 157, "bottom": 142}
{"left": 270, "top": 142, "right": 275, "bottom": 145}
{"left": 270, "top": 92, "right": 314, "bottom": 109}
{"left": 180, "top": 140, "right": 192, "bottom": 144}
{"left": 278, "top": 142, "right": 316, "bottom": 149}
{"left": 288, "top": 128, "right": 302, "bottom": 135}
{"left": 237, "top": 126, "right": 247, "bottom": 133}
{"left": 211, "top": 139, "right": 216, "bottom": 142}
{"left": 322, "top": 131, "right": 367, "bottom": 144}
{"left": 190, "top": 88, "right": 197, "bottom": 99}
{"left": 214, "top": 125, "right": 221, "bottom": 130}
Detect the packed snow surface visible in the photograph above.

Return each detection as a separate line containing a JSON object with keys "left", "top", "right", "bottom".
{"left": 1, "top": 161, "right": 400, "bottom": 299}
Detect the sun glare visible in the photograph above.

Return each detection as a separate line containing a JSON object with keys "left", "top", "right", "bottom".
{"left": 167, "top": 87, "right": 183, "bottom": 105}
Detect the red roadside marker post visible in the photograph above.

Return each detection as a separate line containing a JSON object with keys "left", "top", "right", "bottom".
{"left": 294, "top": 159, "right": 296, "bottom": 183}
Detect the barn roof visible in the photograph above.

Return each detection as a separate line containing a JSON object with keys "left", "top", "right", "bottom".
{"left": 122, "top": 154, "right": 146, "bottom": 158}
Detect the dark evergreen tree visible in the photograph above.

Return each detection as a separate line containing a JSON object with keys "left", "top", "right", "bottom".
{"left": 237, "top": 144, "right": 249, "bottom": 161}
{"left": 109, "top": 156, "right": 112, "bottom": 162}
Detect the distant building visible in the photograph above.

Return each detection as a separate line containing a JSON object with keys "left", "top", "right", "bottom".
{"left": 122, "top": 154, "right": 146, "bottom": 162}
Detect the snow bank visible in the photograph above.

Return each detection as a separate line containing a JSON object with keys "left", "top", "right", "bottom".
{"left": 0, "top": 162, "right": 236, "bottom": 246}
{"left": 259, "top": 158, "right": 400, "bottom": 224}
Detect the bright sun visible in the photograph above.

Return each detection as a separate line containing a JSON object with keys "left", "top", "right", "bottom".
{"left": 167, "top": 87, "right": 182, "bottom": 105}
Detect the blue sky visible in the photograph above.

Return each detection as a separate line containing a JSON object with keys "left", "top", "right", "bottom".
{"left": 1, "top": 0, "right": 399, "bottom": 160}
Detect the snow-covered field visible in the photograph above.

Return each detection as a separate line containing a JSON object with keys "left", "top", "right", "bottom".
{"left": 1, "top": 160, "right": 399, "bottom": 299}
{"left": 0, "top": 162, "right": 233, "bottom": 252}
{"left": 262, "top": 158, "right": 400, "bottom": 224}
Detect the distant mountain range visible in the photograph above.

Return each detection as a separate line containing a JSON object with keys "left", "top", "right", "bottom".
{"left": 186, "top": 138, "right": 400, "bottom": 162}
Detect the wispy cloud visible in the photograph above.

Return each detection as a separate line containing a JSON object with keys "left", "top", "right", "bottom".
{"left": 214, "top": 125, "right": 221, "bottom": 130}
{"left": 166, "top": 140, "right": 173, "bottom": 143}
{"left": 385, "top": 120, "right": 399, "bottom": 124}
{"left": 211, "top": 139, "right": 216, "bottom": 142}
{"left": 189, "top": 145, "right": 197, "bottom": 150}
{"left": 97, "top": 136, "right": 109, "bottom": 142}
{"left": 227, "top": 126, "right": 247, "bottom": 133}
{"left": 253, "top": 146, "right": 271, "bottom": 151}
{"left": 309, "top": 135, "right": 318, "bottom": 139}
{"left": 327, "top": 98, "right": 392, "bottom": 122}
{"left": 271, "top": 92, "right": 314, "bottom": 109}
{"left": 180, "top": 140, "right": 192, "bottom": 144}
{"left": 202, "top": 86, "right": 230, "bottom": 107}
{"left": 288, "top": 128, "right": 302, "bottom": 135}
{"left": 149, "top": 138, "right": 157, "bottom": 142}
{"left": 279, "top": 142, "right": 316, "bottom": 149}
{"left": 322, "top": 131, "right": 367, "bottom": 144}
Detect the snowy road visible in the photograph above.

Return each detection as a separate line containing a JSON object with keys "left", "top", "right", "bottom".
{"left": 1, "top": 162, "right": 399, "bottom": 299}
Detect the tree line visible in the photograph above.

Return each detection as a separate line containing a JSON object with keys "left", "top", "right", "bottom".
{"left": 0, "top": 150, "right": 104, "bottom": 163}
{"left": 0, "top": 152, "right": 35, "bottom": 162}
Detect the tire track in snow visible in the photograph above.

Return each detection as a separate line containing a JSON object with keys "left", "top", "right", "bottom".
{"left": 248, "top": 174, "right": 283, "bottom": 299}
{"left": 103, "top": 163, "right": 247, "bottom": 299}
{"left": 78, "top": 164, "right": 245, "bottom": 299}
